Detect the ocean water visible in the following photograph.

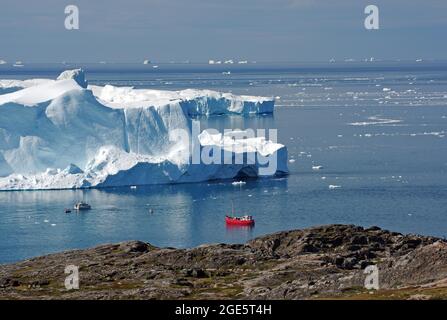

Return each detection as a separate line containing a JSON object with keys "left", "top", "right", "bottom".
{"left": 0, "top": 62, "right": 447, "bottom": 263}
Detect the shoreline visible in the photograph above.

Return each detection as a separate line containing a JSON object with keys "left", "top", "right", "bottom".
{"left": 1, "top": 224, "right": 447, "bottom": 300}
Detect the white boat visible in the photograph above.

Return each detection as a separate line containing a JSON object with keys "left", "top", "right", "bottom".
{"left": 74, "top": 202, "right": 91, "bottom": 210}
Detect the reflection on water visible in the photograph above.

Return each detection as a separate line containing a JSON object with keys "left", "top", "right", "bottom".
{"left": 225, "top": 225, "right": 255, "bottom": 247}
{"left": 0, "top": 178, "right": 289, "bottom": 263}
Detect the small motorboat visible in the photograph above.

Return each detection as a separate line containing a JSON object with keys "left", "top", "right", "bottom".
{"left": 74, "top": 202, "right": 91, "bottom": 211}
{"left": 64, "top": 208, "right": 72, "bottom": 213}
{"left": 225, "top": 215, "right": 255, "bottom": 226}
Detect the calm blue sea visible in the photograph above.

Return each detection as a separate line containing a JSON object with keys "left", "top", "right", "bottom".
{"left": 1, "top": 62, "right": 447, "bottom": 263}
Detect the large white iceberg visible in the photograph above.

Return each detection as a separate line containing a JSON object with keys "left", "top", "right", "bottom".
{"left": 0, "top": 69, "right": 287, "bottom": 190}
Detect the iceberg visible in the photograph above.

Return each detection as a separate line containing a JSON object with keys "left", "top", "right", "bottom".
{"left": 0, "top": 69, "right": 287, "bottom": 190}
{"left": 91, "top": 85, "right": 274, "bottom": 115}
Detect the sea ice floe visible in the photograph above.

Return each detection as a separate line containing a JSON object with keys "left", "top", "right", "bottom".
{"left": 358, "top": 131, "right": 445, "bottom": 138}
{"left": 349, "top": 116, "right": 402, "bottom": 126}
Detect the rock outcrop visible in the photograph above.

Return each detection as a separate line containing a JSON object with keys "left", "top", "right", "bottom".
{"left": 1, "top": 224, "right": 447, "bottom": 300}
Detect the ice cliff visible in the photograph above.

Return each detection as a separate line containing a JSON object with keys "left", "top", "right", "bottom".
{"left": 0, "top": 69, "right": 287, "bottom": 190}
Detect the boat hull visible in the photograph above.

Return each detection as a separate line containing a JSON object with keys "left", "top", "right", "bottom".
{"left": 225, "top": 216, "right": 255, "bottom": 226}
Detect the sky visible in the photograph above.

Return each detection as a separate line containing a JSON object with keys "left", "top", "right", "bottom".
{"left": 0, "top": 0, "right": 446, "bottom": 63}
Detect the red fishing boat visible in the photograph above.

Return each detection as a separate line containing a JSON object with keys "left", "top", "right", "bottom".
{"left": 225, "top": 215, "right": 255, "bottom": 226}
{"left": 225, "top": 200, "right": 255, "bottom": 226}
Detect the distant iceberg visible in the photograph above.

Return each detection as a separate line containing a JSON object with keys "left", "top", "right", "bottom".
{"left": 12, "top": 61, "right": 24, "bottom": 67}
{"left": 0, "top": 69, "right": 287, "bottom": 190}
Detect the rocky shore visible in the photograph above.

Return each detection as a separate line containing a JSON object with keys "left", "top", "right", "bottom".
{"left": 1, "top": 224, "right": 447, "bottom": 300}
